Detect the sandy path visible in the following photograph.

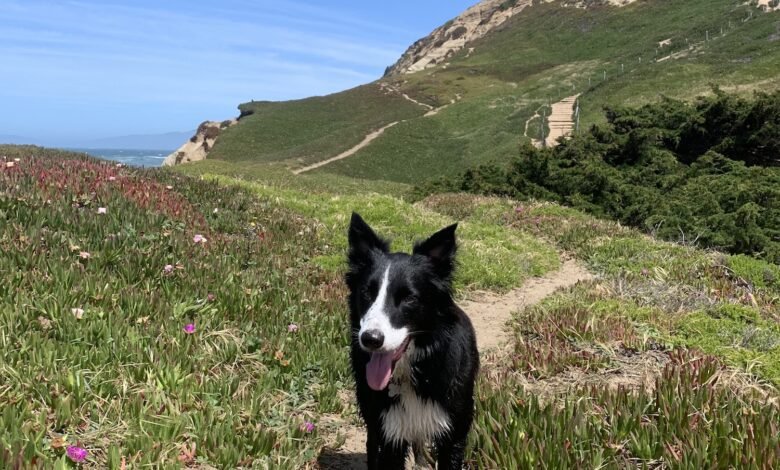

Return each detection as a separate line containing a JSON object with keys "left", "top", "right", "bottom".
{"left": 523, "top": 104, "right": 546, "bottom": 146}
{"left": 317, "top": 259, "right": 592, "bottom": 469}
{"left": 461, "top": 259, "right": 592, "bottom": 351}
{"left": 380, "top": 83, "right": 434, "bottom": 110}
{"left": 293, "top": 122, "right": 400, "bottom": 175}
{"left": 296, "top": 87, "right": 459, "bottom": 175}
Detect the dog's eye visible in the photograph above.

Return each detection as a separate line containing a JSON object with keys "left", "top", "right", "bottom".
{"left": 363, "top": 282, "right": 379, "bottom": 299}
{"left": 395, "top": 288, "right": 417, "bottom": 307}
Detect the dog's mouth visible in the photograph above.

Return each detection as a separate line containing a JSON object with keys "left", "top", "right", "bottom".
{"left": 366, "top": 338, "right": 410, "bottom": 391}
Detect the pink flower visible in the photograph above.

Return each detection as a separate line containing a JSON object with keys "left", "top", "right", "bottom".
{"left": 97, "top": 207, "right": 107, "bottom": 215}
{"left": 207, "top": 293, "right": 216, "bottom": 302}
{"left": 108, "top": 176, "right": 117, "bottom": 182}
{"left": 288, "top": 323, "right": 299, "bottom": 333}
{"left": 300, "top": 421, "right": 315, "bottom": 433}
{"left": 66, "top": 445, "right": 88, "bottom": 463}
{"left": 193, "top": 234, "right": 207, "bottom": 244}
{"left": 163, "top": 264, "right": 174, "bottom": 275}
{"left": 71, "top": 308, "right": 85, "bottom": 320}
{"left": 79, "top": 251, "right": 91, "bottom": 259}
{"left": 641, "top": 268, "right": 649, "bottom": 276}
{"left": 5, "top": 162, "right": 14, "bottom": 168}
{"left": 515, "top": 206, "right": 524, "bottom": 214}
{"left": 183, "top": 323, "right": 196, "bottom": 334}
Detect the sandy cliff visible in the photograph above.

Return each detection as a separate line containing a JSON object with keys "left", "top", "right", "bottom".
{"left": 385, "top": 0, "right": 639, "bottom": 76}
{"left": 162, "top": 120, "right": 236, "bottom": 166}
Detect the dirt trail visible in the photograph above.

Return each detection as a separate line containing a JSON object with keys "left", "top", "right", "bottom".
{"left": 531, "top": 94, "right": 580, "bottom": 148}
{"left": 293, "top": 122, "right": 400, "bottom": 175}
{"left": 380, "top": 83, "right": 435, "bottom": 111}
{"left": 296, "top": 86, "right": 459, "bottom": 175}
{"left": 462, "top": 259, "right": 593, "bottom": 352}
{"left": 523, "top": 104, "right": 545, "bottom": 144}
{"left": 317, "top": 259, "right": 592, "bottom": 469}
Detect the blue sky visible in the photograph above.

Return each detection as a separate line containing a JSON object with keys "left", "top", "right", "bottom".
{"left": 0, "top": 0, "right": 475, "bottom": 142}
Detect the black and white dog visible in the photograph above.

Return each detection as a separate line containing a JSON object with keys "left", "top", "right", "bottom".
{"left": 345, "top": 213, "right": 479, "bottom": 470}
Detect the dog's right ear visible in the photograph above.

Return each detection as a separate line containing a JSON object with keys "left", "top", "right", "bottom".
{"left": 348, "top": 212, "right": 388, "bottom": 266}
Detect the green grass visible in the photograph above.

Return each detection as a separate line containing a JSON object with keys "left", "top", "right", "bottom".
{"left": 470, "top": 349, "right": 779, "bottom": 468}
{"left": 421, "top": 192, "right": 780, "bottom": 467}
{"left": 1, "top": 151, "right": 347, "bottom": 467}
{"left": 3, "top": 147, "right": 779, "bottom": 467}
{"left": 208, "top": 84, "right": 425, "bottom": 167}
{"left": 422, "top": 193, "right": 780, "bottom": 385}
{"left": 183, "top": 165, "right": 560, "bottom": 293}
{"left": 173, "top": 159, "right": 413, "bottom": 198}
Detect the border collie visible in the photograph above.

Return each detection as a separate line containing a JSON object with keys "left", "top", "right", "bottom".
{"left": 345, "top": 213, "right": 479, "bottom": 470}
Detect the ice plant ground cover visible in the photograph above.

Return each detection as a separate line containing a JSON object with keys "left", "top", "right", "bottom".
{"left": 0, "top": 148, "right": 348, "bottom": 467}
{"left": 1, "top": 146, "right": 779, "bottom": 468}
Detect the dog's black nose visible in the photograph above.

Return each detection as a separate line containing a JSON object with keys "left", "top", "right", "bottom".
{"left": 360, "top": 329, "right": 384, "bottom": 350}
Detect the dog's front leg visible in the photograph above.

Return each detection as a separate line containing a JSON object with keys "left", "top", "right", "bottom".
{"left": 435, "top": 437, "right": 467, "bottom": 470}
{"left": 365, "top": 424, "right": 381, "bottom": 470}
{"left": 377, "top": 440, "right": 408, "bottom": 470}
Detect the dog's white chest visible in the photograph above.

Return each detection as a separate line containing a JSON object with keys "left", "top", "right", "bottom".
{"left": 380, "top": 355, "right": 451, "bottom": 446}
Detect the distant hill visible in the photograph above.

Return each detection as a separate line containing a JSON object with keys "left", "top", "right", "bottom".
{"left": 175, "top": 0, "right": 780, "bottom": 184}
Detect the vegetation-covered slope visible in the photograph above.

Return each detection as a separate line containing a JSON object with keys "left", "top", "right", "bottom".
{"left": 2, "top": 146, "right": 779, "bottom": 467}
{"left": 207, "top": 84, "right": 425, "bottom": 167}
{"left": 1, "top": 148, "right": 346, "bottom": 467}
{"left": 204, "top": 0, "right": 780, "bottom": 184}
{"left": 422, "top": 194, "right": 780, "bottom": 468}
{"left": 419, "top": 90, "right": 780, "bottom": 262}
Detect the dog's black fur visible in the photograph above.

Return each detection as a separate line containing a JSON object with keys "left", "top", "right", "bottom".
{"left": 345, "top": 213, "right": 479, "bottom": 470}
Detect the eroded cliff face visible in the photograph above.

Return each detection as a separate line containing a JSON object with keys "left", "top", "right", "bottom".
{"left": 385, "top": 0, "right": 638, "bottom": 76}
{"left": 162, "top": 120, "right": 236, "bottom": 166}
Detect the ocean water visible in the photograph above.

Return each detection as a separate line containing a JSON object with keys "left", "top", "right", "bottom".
{"left": 74, "top": 148, "right": 171, "bottom": 168}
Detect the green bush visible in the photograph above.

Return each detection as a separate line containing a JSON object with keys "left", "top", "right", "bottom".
{"left": 419, "top": 90, "right": 780, "bottom": 263}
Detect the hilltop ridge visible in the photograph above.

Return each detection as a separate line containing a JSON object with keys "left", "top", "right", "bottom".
{"left": 385, "top": 0, "right": 638, "bottom": 76}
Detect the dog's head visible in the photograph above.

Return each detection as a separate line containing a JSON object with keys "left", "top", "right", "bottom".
{"left": 345, "top": 212, "right": 458, "bottom": 391}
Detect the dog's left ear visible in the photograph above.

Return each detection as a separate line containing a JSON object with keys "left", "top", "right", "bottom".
{"left": 414, "top": 223, "right": 458, "bottom": 280}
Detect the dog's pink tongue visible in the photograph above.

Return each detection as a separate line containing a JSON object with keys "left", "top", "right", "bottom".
{"left": 366, "top": 352, "right": 394, "bottom": 391}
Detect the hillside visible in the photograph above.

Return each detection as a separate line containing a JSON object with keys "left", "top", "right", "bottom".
{"left": 171, "top": 0, "right": 779, "bottom": 185}
{"left": 4, "top": 145, "right": 779, "bottom": 467}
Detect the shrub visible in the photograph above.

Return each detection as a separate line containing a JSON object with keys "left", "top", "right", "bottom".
{"left": 449, "top": 26, "right": 468, "bottom": 40}
{"left": 202, "top": 126, "right": 221, "bottom": 141}
{"left": 418, "top": 90, "right": 780, "bottom": 263}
